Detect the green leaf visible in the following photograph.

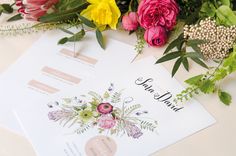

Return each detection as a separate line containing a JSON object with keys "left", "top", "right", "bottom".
{"left": 40, "top": 11, "right": 77, "bottom": 22}
{"left": 40, "top": 3, "right": 88, "bottom": 22}
{"left": 55, "top": 0, "right": 87, "bottom": 11}
{"left": 185, "top": 52, "right": 203, "bottom": 59}
{"left": 219, "top": 0, "right": 230, "bottom": 6}
{"left": 67, "top": 29, "right": 85, "bottom": 42}
{"left": 185, "top": 7, "right": 201, "bottom": 24}
{"left": 96, "top": 29, "right": 105, "bottom": 49}
{"left": 1, "top": 4, "right": 13, "bottom": 14}
{"left": 59, "top": 28, "right": 74, "bottom": 35}
{"left": 187, "top": 39, "right": 206, "bottom": 46}
{"left": 216, "top": 5, "right": 236, "bottom": 26}
{"left": 130, "top": 0, "right": 139, "bottom": 12}
{"left": 200, "top": 2, "right": 216, "bottom": 17}
{"left": 156, "top": 51, "right": 181, "bottom": 64}
{"left": 77, "top": 14, "right": 96, "bottom": 28}
{"left": 199, "top": 80, "right": 215, "bottom": 93}
{"left": 185, "top": 74, "right": 203, "bottom": 85}
{"left": 218, "top": 90, "right": 232, "bottom": 105}
{"left": 168, "top": 21, "right": 185, "bottom": 43}
{"left": 191, "top": 57, "right": 208, "bottom": 69}
{"left": 58, "top": 37, "right": 68, "bottom": 44}
{"left": 172, "top": 57, "right": 182, "bottom": 77}
{"left": 186, "top": 39, "right": 206, "bottom": 55}
{"left": 164, "top": 33, "right": 184, "bottom": 54}
{"left": 213, "top": 68, "right": 228, "bottom": 81}
{"left": 7, "top": 14, "right": 23, "bottom": 22}
{"left": 58, "top": 29, "right": 85, "bottom": 44}
{"left": 182, "top": 57, "right": 189, "bottom": 71}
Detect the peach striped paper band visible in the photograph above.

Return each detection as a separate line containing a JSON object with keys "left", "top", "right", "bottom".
{"left": 28, "top": 80, "right": 59, "bottom": 94}
{"left": 60, "top": 48, "right": 98, "bottom": 65}
{"left": 42, "top": 66, "right": 81, "bottom": 84}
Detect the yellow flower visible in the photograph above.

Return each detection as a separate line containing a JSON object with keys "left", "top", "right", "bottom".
{"left": 81, "top": 0, "right": 121, "bottom": 30}
{"left": 79, "top": 109, "right": 94, "bottom": 123}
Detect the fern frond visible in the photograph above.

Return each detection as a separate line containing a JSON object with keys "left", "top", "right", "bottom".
{"left": 74, "top": 124, "right": 91, "bottom": 134}
{"left": 139, "top": 120, "right": 157, "bottom": 132}
{"left": 124, "top": 104, "right": 141, "bottom": 117}
{"left": 111, "top": 91, "right": 122, "bottom": 103}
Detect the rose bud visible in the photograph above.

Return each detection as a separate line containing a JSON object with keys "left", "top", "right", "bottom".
{"left": 122, "top": 12, "right": 139, "bottom": 31}
{"left": 144, "top": 26, "right": 167, "bottom": 47}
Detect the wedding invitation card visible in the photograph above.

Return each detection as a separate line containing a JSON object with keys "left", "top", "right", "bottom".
{"left": 14, "top": 57, "right": 215, "bottom": 156}
{"left": 0, "top": 30, "right": 136, "bottom": 134}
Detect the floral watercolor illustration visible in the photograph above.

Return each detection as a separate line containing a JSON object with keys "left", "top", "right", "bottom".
{"left": 47, "top": 83, "right": 158, "bottom": 139}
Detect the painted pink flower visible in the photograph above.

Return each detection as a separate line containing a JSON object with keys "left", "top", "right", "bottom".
{"left": 98, "top": 114, "right": 116, "bottom": 129}
{"left": 16, "top": 0, "right": 59, "bottom": 21}
{"left": 144, "top": 26, "right": 167, "bottom": 46}
{"left": 97, "top": 103, "right": 113, "bottom": 114}
{"left": 138, "top": 0, "right": 179, "bottom": 30}
{"left": 122, "top": 12, "right": 139, "bottom": 31}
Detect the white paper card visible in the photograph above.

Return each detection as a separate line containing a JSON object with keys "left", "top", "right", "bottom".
{"left": 0, "top": 30, "right": 136, "bottom": 134}
{"left": 14, "top": 57, "right": 215, "bottom": 156}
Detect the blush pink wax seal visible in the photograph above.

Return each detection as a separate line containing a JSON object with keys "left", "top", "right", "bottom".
{"left": 85, "top": 135, "right": 117, "bottom": 156}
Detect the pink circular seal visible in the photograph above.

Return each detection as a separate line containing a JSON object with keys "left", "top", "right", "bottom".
{"left": 85, "top": 135, "right": 117, "bottom": 156}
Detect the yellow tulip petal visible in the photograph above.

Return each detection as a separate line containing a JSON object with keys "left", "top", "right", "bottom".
{"left": 87, "top": 0, "right": 100, "bottom": 4}
{"left": 109, "top": 0, "right": 121, "bottom": 18}
{"left": 80, "top": 5, "right": 96, "bottom": 18}
{"left": 108, "top": 4, "right": 120, "bottom": 29}
{"left": 80, "top": 0, "right": 120, "bottom": 31}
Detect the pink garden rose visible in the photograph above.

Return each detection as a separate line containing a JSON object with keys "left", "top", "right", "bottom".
{"left": 144, "top": 26, "right": 167, "bottom": 46}
{"left": 122, "top": 12, "right": 139, "bottom": 31}
{"left": 98, "top": 114, "right": 116, "bottom": 129}
{"left": 97, "top": 103, "right": 113, "bottom": 114}
{"left": 138, "top": 0, "right": 179, "bottom": 30}
{"left": 16, "top": 0, "right": 59, "bottom": 21}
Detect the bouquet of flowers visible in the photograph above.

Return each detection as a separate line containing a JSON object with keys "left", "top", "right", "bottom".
{"left": 1, "top": 0, "right": 236, "bottom": 105}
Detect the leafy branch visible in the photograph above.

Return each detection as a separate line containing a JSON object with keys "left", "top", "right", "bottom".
{"left": 175, "top": 44, "right": 236, "bottom": 105}
{"left": 57, "top": 14, "right": 105, "bottom": 49}
{"left": 156, "top": 33, "right": 208, "bottom": 77}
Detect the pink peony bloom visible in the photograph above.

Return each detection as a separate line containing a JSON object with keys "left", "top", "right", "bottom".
{"left": 144, "top": 26, "right": 167, "bottom": 46}
{"left": 98, "top": 114, "right": 116, "bottom": 129}
{"left": 97, "top": 103, "right": 113, "bottom": 114}
{"left": 16, "top": 0, "right": 59, "bottom": 21}
{"left": 122, "top": 12, "right": 139, "bottom": 31}
{"left": 138, "top": 0, "right": 179, "bottom": 30}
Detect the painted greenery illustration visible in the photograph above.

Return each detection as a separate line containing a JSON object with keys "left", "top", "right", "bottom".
{"left": 47, "top": 83, "right": 157, "bottom": 139}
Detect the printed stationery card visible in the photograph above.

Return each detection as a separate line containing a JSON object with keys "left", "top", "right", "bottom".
{"left": 0, "top": 30, "right": 136, "bottom": 134}
{"left": 14, "top": 57, "right": 215, "bottom": 156}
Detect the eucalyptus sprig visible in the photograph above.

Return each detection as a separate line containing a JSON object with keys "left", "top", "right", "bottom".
{"left": 156, "top": 33, "right": 208, "bottom": 77}
{"left": 176, "top": 44, "right": 236, "bottom": 105}
{"left": 58, "top": 14, "right": 105, "bottom": 49}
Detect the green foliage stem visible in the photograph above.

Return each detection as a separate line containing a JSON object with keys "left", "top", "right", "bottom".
{"left": 176, "top": 44, "right": 236, "bottom": 105}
